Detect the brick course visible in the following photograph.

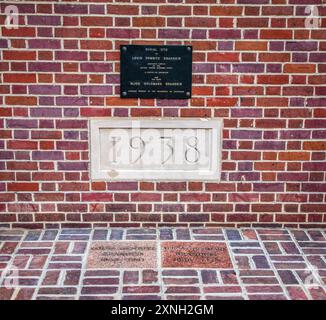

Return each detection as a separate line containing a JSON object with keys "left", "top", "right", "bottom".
{"left": 0, "top": 0, "right": 325, "bottom": 228}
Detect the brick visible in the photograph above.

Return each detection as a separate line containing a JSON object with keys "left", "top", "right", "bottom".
{"left": 7, "top": 140, "right": 38, "bottom": 150}
{"left": 185, "top": 18, "right": 216, "bottom": 28}
{"left": 2, "top": 27, "right": 35, "bottom": 37}
{"left": 238, "top": 18, "right": 269, "bottom": 28}
{"left": 32, "top": 151, "right": 63, "bottom": 161}
{"left": 105, "top": 203, "right": 136, "bottom": 212}
{"left": 233, "top": 64, "right": 264, "bottom": 73}
{"left": 158, "top": 29, "right": 189, "bottom": 39}
{"left": 133, "top": 17, "right": 165, "bottom": 27}
{"left": 131, "top": 193, "right": 161, "bottom": 202}
{"left": 207, "top": 98, "right": 237, "bottom": 107}
{"left": 54, "top": 4, "right": 87, "bottom": 14}
{"left": 279, "top": 152, "right": 310, "bottom": 161}
{"left": 81, "top": 17, "right": 112, "bottom": 26}
{"left": 3, "top": 51, "right": 36, "bottom": 60}
{"left": 0, "top": 0, "right": 324, "bottom": 229}
{"left": 107, "top": 182, "right": 138, "bottom": 191}
{"left": 210, "top": 6, "right": 243, "bottom": 16}
{"left": 8, "top": 183, "right": 38, "bottom": 192}
{"left": 161, "top": 6, "right": 192, "bottom": 16}
{"left": 6, "top": 96, "right": 37, "bottom": 105}
{"left": 34, "top": 193, "right": 64, "bottom": 201}
{"left": 107, "top": 29, "right": 139, "bottom": 38}
{"left": 284, "top": 64, "right": 315, "bottom": 73}
{"left": 131, "top": 108, "right": 161, "bottom": 117}
{"left": 227, "top": 214, "right": 257, "bottom": 222}
{"left": 57, "top": 162, "right": 88, "bottom": 171}
{"left": 231, "top": 152, "right": 261, "bottom": 160}
{"left": 286, "top": 41, "right": 318, "bottom": 51}
{"left": 261, "top": 30, "right": 292, "bottom": 39}
{"left": 7, "top": 162, "right": 36, "bottom": 171}
{"left": 303, "top": 142, "right": 326, "bottom": 151}
{"left": 257, "top": 75, "right": 289, "bottom": 84}
{"left": 82, "top": 193, "right": 113, "bottom": 202}
{"left": 235, "top": 41, "right": 267, "bottom": 51}
{"left": 262, "top": 6, "right": 293, "bottom": 15}
{"left": 108, "top": 5, "right": 139, "bottom": 15}
{"left": 28, "top": 15, "right": 61, "bottom": 26}
{"left": 157, "top": 182, "right": 186, "bottom": 191}
{"left": 256, "top": 119, "right": 286, "bottom": 128}
{"left": 209, "top": 30, "right": 241, "bottom": 39}
{"left": 123, "top": 286, "right": 159, "bottom": 294}
{"left": 257, "top": 98, "right": 288, "bottom": 107}
{"left": 180, "top": 193, "right": 210, "bottom": 202}
{"left": 207, "top": 53, "right": 239, "bottom": 62}
{"left": 259, "top": 53, "right": 290, "bottom": 62}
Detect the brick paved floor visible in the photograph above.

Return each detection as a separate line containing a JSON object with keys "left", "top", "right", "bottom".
{"left": 0, "top": 228, "right": 326, "bottom": 300}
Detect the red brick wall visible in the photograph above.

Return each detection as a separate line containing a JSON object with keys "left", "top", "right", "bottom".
{"left": 0, "top": 1, "right": 325, "bottom": 229}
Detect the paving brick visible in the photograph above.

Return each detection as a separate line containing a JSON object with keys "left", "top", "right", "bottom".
{"left": 142, "top": 270, "right": 158, "bottom": 284}
{"left": 123, "top": 271, "right": 139, "bottom": 284}
{"left": 1, "top": 228, "right": 326, "bottom": 300}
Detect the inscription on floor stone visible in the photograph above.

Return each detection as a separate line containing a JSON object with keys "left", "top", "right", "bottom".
{"left": 161, "top": 242, "right": 232, "bottom": 268}
{"left": 87, "top": 241, "right": 157, "bottom": 268}
{"left": 120, "top": 45, "right": 192, "bottom": 99}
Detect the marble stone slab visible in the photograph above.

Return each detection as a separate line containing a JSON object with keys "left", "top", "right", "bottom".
{"left": 87, "top": 241, "right": 157, "bottom": 268}
{"left": 90, "top": 118, "right": 222, "bottom": 181}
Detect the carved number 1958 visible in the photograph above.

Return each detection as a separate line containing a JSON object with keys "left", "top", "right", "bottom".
{"left": 108, "top": 135, "right": 200, "bottom": 165}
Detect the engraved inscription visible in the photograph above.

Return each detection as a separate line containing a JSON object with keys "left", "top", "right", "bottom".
{"left": 90, "top": 119, "right": 222, "bottom": 181}
{"left": 100, "top": 128, "right": 210, "bottom": 170}
{"left": 120, "top": 45, "right": 192, "bottom": 99}
{"left": 161, "top": 242, "right": 233, "bottom": 268}
{"left": 87, "top": 241, "right": 157, "bottom": 269}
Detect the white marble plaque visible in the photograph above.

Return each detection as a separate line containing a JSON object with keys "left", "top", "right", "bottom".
{"left": 90, "top": 118, "right": 222, "bottom": 181}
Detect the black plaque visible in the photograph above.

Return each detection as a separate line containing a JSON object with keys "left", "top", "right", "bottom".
{"left": 120, "top": 45, "right": 192, "bottom": 99}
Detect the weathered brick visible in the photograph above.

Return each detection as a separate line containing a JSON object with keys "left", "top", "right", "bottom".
{"left": 0, "top": 0, "right": 324, "bottom": 228}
